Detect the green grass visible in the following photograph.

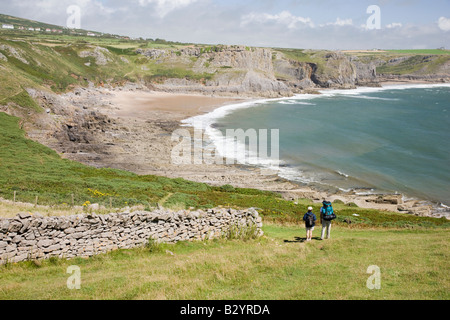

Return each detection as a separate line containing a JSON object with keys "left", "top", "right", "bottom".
{"left": 144, "top": 66, "right": 215, "bottom": 83}
{"left": 0, "top": 87, "right": 41, "bottom": 112}
{"left": 387, "top": 49, "right": 450, "bottom": 55}
{"left": 0, "top": 224, "right": 448, "bottom": 300}
{"left": 274, "top": 48, "right": 311, "bottom": 62}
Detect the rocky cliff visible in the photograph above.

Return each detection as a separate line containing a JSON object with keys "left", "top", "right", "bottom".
{"left": 135, "top": 46, "right": 450, "bottom": 97}
{"left": 1, "top": 36, "right": 449, "bottom": 102}
{"left": 135, "top": 45, "right": 386, "bottom": 97}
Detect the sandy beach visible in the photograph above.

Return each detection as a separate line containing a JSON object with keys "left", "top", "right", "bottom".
{"left": 109, "top": 91, "right": 240, "bottom": 120}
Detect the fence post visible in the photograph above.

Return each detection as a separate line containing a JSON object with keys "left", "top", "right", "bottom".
{"left": 71, "top": 194, "right": 74, "bottom": 207}
{"left": 35, "top": 196, "right": 38, "bottom": 207}
{"left": 13, "top": 191, "right": 16, "bottom": 204}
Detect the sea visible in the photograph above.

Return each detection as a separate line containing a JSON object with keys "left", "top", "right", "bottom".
{"left": 182, "top": 84, "right": 450, "bottom": 212}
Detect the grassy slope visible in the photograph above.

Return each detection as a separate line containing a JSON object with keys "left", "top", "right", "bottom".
{"left": 0, "top": 224, "right": 448, "bottom": 300}
{"left": 387, "top": 49, "right": 450, "bottom": 55}
{"left": 0, "top": 31, "right": 209, "bottom": 108}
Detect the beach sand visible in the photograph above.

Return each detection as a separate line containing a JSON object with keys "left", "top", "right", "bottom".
{"left": 109, "top": 91, "right": 238, "bottom": 120}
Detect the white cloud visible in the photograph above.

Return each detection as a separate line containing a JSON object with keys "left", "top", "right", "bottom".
{"left": 138, "top": 0, "right": 199, "bottom": 18}
{"left": 322, "top": 18, "right": 353, "bottom": 27}
{"left": 241, "top": 11, "right": 314, "bottom": 29}
{"left": 9, "top": 0, "right": 118, "bottom": 17}
{"left": 241, "top": 12, "right": 358, "bottom": 30}
{"left": 1, "top": 1, "right": 448, "bottom": 50}
{"left": 386, "top": 22, "right": 403, "bottom": 29}
{"left": 438, "top": 17, "right": 450, "bottom": 31}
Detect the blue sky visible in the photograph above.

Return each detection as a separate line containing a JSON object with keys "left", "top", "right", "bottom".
{"left": 1, "top": 0, "right": 449, "bottom": 49}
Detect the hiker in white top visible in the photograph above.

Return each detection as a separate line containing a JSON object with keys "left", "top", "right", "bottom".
{"left": 303, "top": 207, "right": 317, "bottom": 242}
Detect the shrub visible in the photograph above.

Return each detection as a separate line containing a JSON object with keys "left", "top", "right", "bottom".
{"left": 220, "top": 185, "right": 236, "bottom": 193}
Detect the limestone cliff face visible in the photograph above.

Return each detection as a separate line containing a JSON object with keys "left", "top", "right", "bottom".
{"left": 309, "top": 52, "right": 371, "bottom": 89}
{"left": 136, "top": 46, "right": 384, "bottom": 97}
{"left": 273, "top": 58, "right": 317, "bottom": 91}
{"left": 376, "top": 55, "right": 450, "bottom": 83}
{"left": 140, "top": 46, "right": 293, "bottom": 98}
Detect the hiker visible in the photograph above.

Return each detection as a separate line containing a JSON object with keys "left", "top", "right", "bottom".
{"left": 303, "top": 206, "right": 317, "bottom": 242}
{"left": 320, "top": 200, "right": 336, "bottom": 240}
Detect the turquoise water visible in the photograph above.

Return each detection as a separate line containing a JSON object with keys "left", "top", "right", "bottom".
{"left": 191, "top": 85, "right": 450, "bottom": 207}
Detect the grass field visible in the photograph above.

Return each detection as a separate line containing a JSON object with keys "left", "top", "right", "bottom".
{"left": 0, "top": 224, "right": 448, "bottom": 300}
{"left": 386, "top": 49, "right": 450, "bottom": 55}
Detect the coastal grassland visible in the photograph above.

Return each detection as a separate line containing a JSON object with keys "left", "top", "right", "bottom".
{"left": 0, "top": 224, "right": 448, "bottom": 300}
{"left": 273, "top": 48, "right": 317, "bottom": 63}
{"left": 0, "top": 33, "right": 212, "bottom": 102}
{"left": 0, "top": 69, "right": 41, "bottom": 112}
{"left": 273, "top": 48, "right": 325, "bottom": 72}
{"left": 387, "top": 49, "right": 450, "bottom": 55}
{"left": 0, "top": 37, "right": 129, "bottom": 95}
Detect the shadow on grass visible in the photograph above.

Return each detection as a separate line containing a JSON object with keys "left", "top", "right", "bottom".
{"left": 284, "top": 237, "right": 322, "bottom": 243}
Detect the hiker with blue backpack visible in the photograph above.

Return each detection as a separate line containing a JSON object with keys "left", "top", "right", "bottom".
{"left": 320, "top": 200, "right": 336, "bottom": 240}
{"left": 303, "top": 206, "right": 317, "bottom": 242}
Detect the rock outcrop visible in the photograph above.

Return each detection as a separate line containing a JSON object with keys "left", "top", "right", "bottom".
{"left": 78, "top": 46, "right": 112, "bottom": 66}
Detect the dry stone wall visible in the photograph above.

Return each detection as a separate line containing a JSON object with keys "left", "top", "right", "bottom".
{"left": 0, "top": 208, "right": 263, "bottom": 264}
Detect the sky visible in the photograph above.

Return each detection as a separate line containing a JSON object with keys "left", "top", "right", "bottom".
{"left": 0, "top": 0, "right": 449, "bottom": 49}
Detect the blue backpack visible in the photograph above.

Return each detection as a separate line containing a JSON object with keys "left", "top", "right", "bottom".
{"left": 321, "top": 201, "right": 336, "bottom": 221}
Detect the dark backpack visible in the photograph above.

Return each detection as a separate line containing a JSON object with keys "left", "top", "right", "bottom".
{"left": 305, "top": 214, "right": 315, "bottom": 228}
{"left": 322, "top": 201, "right": 336, "bottom": 221}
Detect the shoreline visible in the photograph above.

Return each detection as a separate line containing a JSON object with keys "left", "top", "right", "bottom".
{"left": 20, "top": 81, "right": 450, "bottom": 219}
{"left": 178, "top": 82, "right": 450, "bottom": 218}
